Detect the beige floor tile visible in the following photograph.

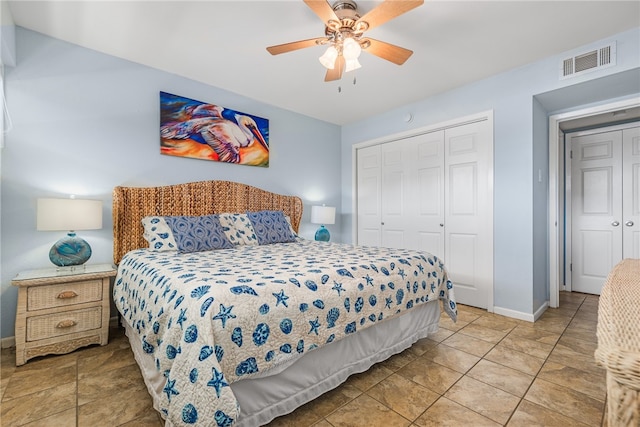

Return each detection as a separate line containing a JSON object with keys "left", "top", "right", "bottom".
{"left": 325, "top": 394, "right": 411, "bottom": 427}
{"left": 441, "top": 332, "right": 495, "bottom": 357}
{"left": 414, "top": 396, "right": 500, "bottom": 427}
{"left": 345, "top": 363, "right": 393, "bottom": 392}
{"left": 500, "top": 334, "right": 554, "bottom": 360}
{"left": 407, "top": 336, "right": 439, "bottom": 356}
{"left": 118, "top": 406, "right": 165, "bottom": 427}
{"left": 423, "top": 343, "right": 480, "bottom": 374}
{"left": 439, "top": 316, "right": 467, "bottom": 332}
{"left": 78, "top": 361, "right": 147, "bottom": 405}
{"left": 426, "top": 328, "right": 455, "bottom": 343}
{"left": 561, "top": 326, "right": 598, "bottom": 343}
{"left": 484, "top": 344, "right": 544, "bottom": 376}
{"left": 466, "top": 359, "right": 534, "bottom": 397}
{"left": 509, "top": 324, "right": 561, "bottom": 345}
{"left": 457, "top": 323, "right": 508, "bottom": 344}
{"left": 306, "top": 381, "right": 361, "bottom": 418}
{"left": 77, "top": 345, "right": 137, "bottom": 378}
{"left": 471, "top": 315, "right": 519, "bottom": 333}
{"left": 547, "top": 342, "right": 606, "bottom": 376}
{"left": 311, "top": 420, "right": 334, "bottom": 427}
{"left": 20, "top": 408, "right": 77, "bottom": 427}
{"left": 569, "top": 318, "right": 598, "bottom": 333}
{"left": 397, "top": 358, "right": 462, "bottom": 394}
{"left": 78, "top": 384, "right": 156, "bottom": 426}
{"left": 528, "top": 316, "right": 570, "bottom": 334}
{"left": 524, "top": 378, "right": 605, "bottom": 426}
{"left": 379, "top": 347, "right": 418, "bottom": 372}
{"left": 0, "top": 381, "right": 76, "bottom": 426}
{"left": 268, "top": 399, "right": 323, "bottom": 427}
{"left": 508, "top": 399, "right": 591, "bottom": 426}
{"left": 537, "top": 361, "right": 607, "bottom": 401}
{"left": 444, "top": 376, "right": 521, "bottom": 424}
{"left": 3, "top": 354, "right": 77, "bottom": 399}
{"left": 556, "top": 334, "right": 598, "bottom": 357}
{"left": 366, "top": 373, "right": 439, "bottom": 421}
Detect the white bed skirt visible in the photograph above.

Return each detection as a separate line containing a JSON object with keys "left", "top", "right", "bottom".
{"left": 124, "top": 300, "right": 441, "bottom": 426}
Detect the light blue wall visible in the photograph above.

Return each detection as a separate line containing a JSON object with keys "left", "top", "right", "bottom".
{"left": 341, "top": 27, "right": 640, "bottom": 317}
{"left": 0, "top": 28, "right": 341, "bottom": 339}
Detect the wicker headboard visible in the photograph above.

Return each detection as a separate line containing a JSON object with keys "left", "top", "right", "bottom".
{"left": 112, "top": 180, "right": 304, "bottom": 264}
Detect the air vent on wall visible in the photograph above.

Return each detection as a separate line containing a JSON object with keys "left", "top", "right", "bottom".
{"left": 560, "top": 42, "right": 616, "bottom": 79}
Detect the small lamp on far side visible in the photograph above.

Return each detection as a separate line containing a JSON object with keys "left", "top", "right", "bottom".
{"left": 37, "top": 198, "right": 103, "bottom": 268}
{"left": 311, "top": 205, "right": 336, "bottom": 242}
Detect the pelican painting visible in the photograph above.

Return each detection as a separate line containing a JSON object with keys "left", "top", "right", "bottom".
{"left": 160, "top": 92, "right": 269, "bottom": 167}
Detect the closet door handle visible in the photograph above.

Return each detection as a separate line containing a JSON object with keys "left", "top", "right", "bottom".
{"left": 626, "top": 220, "right": 634, "bottom": 227}
{"left": 612, "top": 221, "right": 620, "bottom": 227}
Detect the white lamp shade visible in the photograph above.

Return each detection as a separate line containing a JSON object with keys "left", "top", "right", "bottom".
{"left": 37, "top": 198, "right": 103, "bottom": 231}
{"left": 342, "top": 37, "right": 362, "bottom": 60}
{"left": 319, "top": 46, "right": 338, "bottom": 69}
{"left": 311, "top": 205, "right": 336, "bottom": 225}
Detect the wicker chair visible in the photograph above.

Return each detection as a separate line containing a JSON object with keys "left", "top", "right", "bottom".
{"left": 595, "top": 259, "right": 640, "bottom": 426}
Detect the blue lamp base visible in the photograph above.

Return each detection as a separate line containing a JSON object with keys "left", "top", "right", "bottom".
{"left": 49, "top": 232, "right": 92, "bottom": 267}
{"left": 314, "top": 225, "right": 330, "bottom": 242}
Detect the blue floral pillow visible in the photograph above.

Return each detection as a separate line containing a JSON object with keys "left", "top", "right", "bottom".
{"left": 246, "top": 210, "right": 297, "bottom": 245}
{"left": 142, "top": 215, "right": 233, "bottom": 252}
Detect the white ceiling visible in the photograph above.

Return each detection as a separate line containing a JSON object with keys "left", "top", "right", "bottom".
{"left": 6, "top": 1, "right": 640, "bottom": 125}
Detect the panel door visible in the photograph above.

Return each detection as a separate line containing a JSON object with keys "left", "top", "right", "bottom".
{"left": 571, "top": 130, "right": 623, "bottom": 295}
{"left": 380, "top": 139, "right": 411, "bottom": 249}
{"left": 444, "top": 121, "right": 493, "bottom": 309}
{"left": 623, "top": 127, "right": 640, "bottom": 258}
{"left": 356, "top": 144, "right": 382, "bottom": 247}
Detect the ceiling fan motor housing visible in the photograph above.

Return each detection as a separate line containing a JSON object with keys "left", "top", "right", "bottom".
{"left": 326, "top": 1, "right": 366, "bottom": 37}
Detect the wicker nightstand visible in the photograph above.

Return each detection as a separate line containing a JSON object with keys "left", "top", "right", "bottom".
{"left": 12, "top": 264, "right": 117, "bottom": 366}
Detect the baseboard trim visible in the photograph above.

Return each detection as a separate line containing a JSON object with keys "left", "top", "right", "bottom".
{"left": 1, "top": 336, "right": 15, "bottom": 349}
{"left": 493, "top": 301, "right": 549, "bottom": 322}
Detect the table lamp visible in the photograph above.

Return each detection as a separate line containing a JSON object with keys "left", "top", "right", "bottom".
{"left": 311, "top": 205, "right": 335, "bottom": 242}
{"left": 37, "top": 198, "right": 103, "bottom": 268}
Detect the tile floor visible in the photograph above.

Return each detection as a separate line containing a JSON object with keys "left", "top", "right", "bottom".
{"left": 0, "top": 292, "right": 606, "bottom": 426}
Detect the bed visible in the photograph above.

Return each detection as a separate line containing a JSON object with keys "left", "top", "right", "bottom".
{"left": 112, "top": 180, "right": 457, "bottom": 427}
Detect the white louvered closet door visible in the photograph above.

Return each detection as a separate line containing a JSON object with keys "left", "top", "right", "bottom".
{"left": 356, "top": 118, "right": 493, "bottom": 309}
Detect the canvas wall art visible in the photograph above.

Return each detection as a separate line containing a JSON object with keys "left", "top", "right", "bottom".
{"left": 160, "top": 92, "right": 269, "bottom": 167}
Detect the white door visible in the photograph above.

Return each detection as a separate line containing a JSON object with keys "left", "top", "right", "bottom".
{"left": 356, "top": 144, "right": 381, "bottom": 247}
{"left": 623, "top": 127, "right": 640, "bottom": 258}
{"left": 355, "top": 117, "right": 493, "bottom": 310}
{"left": 570, "top": 126, "right": 640, "bottom": 295}
{"left": 444, "top": 122, "right": 493, "bottom": 309}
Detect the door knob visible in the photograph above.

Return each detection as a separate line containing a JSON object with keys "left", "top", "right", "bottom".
{"left": 626, "top": 220, "right": 635, "bottom": 227}
{"left": 612, "top": 221, "right": 620, "bottom": 227}
{"left": 439, "top": 223, "right": 444, "bottom": 227}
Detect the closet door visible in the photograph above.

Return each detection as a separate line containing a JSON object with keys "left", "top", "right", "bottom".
{"left": 444, "top": 121, "right": 493, "bottom": 309}
{"left": 356, "top": 144, "right": 382, "bottom": 247}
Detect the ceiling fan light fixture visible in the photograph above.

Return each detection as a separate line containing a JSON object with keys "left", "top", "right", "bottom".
{"left": 345, "top": 58, "right": 361, "bottom": 73}
{"left": 319, "top": 46, "right": 339, "bottom": 69}
{"left": 342, "top": 37, "right": 362, "bottom": 60}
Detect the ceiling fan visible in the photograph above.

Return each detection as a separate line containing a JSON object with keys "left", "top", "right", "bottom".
{"left": 266, "top": 0, "right": 424, "bottom": 82}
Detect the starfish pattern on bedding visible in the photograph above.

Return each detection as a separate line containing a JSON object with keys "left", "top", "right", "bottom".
{"left": 212, "top": 304, "right": 236, "bottom": 328}
{"left": 272, "top": 289, "right": 289, "bottom": 307}
{"left": 207, "top": 367, "right": 229, "bottom": 398}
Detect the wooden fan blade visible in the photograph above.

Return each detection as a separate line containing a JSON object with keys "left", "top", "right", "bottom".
{"left": 356, "top": 0, "right": 424, "bottom": 32}
{"left": 363, "top": 38, "right": 413, "bottom": 65}
{"left": 324, "top": 55, "right": 345, "bottom": 82}
{"left": 267, "top": 37, "right": 328, "bottom": 55}
{"left": 304, "top": 0, "right": 339, "bottom": 25}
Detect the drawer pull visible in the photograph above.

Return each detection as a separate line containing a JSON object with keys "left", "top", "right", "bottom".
{"left": 57, "top": 291, "right": 78, "bottom": 299}
{"left": 56, "top": 319, "right": 77, "bottom": 329}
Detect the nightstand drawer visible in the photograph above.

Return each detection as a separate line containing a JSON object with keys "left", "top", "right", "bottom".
{"left": 26, "top": 306, "right": 103, "bottom": 341}
{"left": 27, "top": 279, "right": 103, "bottom": 311}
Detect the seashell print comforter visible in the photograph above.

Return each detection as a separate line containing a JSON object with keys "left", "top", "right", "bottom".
{"left": 114, "top": 238, "right": 457, "bottom": 426}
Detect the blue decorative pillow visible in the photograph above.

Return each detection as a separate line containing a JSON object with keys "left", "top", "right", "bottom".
{"left": 142, "top": 215, "right": 233, "bottom": 252}
{"left": 246, "top": 210, "right": 297, "bottom": 245}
